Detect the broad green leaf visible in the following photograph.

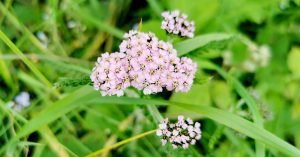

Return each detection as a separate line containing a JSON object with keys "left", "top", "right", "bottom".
{"left": 292, "top": 102, "right": 300, "bottom": 119}
{"left": 210, "top": 80, "right": 233, "bottom": 109}
{"left": 175, "top": 33, "right": 233, "bottom": 56}
{"left": 167, "top": 84, "right": 211, "bottom": 118}
{"left": 287, "top": 47, "right": 300, "bottom": 77}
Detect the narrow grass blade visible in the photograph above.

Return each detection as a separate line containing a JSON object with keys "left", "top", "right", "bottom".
{"left": 199, "top": 60, "right": 265, "bottom": 156}
{"left": 0, "top": 3, "right": 51, "bottom": 55}
{"left": 6, "top": 85, "right": 299, "bottom": 156}
{"left": 12, "top": 86, "right": 167, "bottom": 140}
{"left": 0, "top": 30, "right": 54, "bottom": 92}
{"left": 171, "top": 102, "right": 300, "bottom": 157}
{"left": 175, "top": 33, "right": 233, "bottom": 56}
{"left": 0, "top": 50, "right": 14, "bottom": 90}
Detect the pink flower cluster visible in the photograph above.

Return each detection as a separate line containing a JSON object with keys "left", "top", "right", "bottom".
{"left": 156, "top": 115, "right": 201, "bottom": 149}
{"left": 161, "top": 10, "right": 195, "bottom": 38}
{"left": 91, "top": 30, "right": 197, "bottom": 96}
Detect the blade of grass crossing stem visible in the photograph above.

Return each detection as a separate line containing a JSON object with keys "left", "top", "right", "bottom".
{"left": 5, "top": 85, "right": 300, "bottom": 156}
{"left": 175, "top": 33, "right": 233, "bottom": 56}
{"left": 41, "top": 126, "right": 77, "bottom": 157}
{"left": 143, "top": 94, "right": 163, "bottom": 123}
{"left": 86, "top": 100, "right": 300, "bottom": 157}
{"left": 12, "top": 86, "right": 93, "bottom": 140}
{"left": 85, "top": 129, "right": 157, "bottom": 157}
{"left": 199, "top": 60, "right": 265, "bottom": 156}
{"left": 10, "top": 86, "right": 167, "bottom": 141}
{"left": 0, "top": 30, "right": 59, "bottom": 96}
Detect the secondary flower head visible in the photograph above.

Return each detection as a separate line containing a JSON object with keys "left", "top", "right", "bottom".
{"left": 161, "top": 10, "right": 195, "bottom": 38}
{"left": 90, "top": 52, "right": 130, "bottom": 96}
{"left": 156, "top": 115, "right": 202, "bottom": 149}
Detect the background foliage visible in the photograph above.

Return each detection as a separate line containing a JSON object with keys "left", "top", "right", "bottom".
{"left": 1, "top": 0, "right": 300, "bottom": 157}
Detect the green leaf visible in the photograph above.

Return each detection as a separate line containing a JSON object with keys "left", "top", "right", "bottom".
{"left": 167, "top": 84, "right": 211, "bottom": 119}
{"left": 175, "top": 33, "right": 233, "bottom": 56}
{"left": 58, "top": 133, "right": 92, "bottom": 156}
{"left": 198, "top": 60, "right": 265, "bottom": 156}
{"left": 287, "top": 47, "right": 300, "bottom": 77}
{"left": 11, "top": 86, "right": 168, "bottom": 140}
{"left": 210, "top": 80, "right": 233, "bottom": 109}
{"left": 5, "top": 85, "right": 300, "bottom": 156}
{"left": 81, "top": 132, "right": 107, "bottom": 151}
{"left": 146, "top": 0, "right": 163, "bottom": 17}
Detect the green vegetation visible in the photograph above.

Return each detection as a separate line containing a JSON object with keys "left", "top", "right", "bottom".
{"left": 1, "top": 0, "right": 300, "bottom": 157}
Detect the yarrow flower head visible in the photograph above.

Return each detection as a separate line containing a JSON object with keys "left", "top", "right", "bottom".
{"left": 91, "top": 30, "right": 197, "bottom": 96}
{"left": 156, "top": 115, "right": 201, "bottom": 149}
{"left": 161, "top": 10, "right": 195, "bottom": 38}
{"left": 120, "top": 31, "right": 197, "bottom": 95}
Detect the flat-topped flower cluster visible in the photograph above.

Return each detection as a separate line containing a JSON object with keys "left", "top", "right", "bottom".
{"left": 156, "top": 115, "right": 201, "bottom": 149}
{"left": 161, "top": 10, "right": 195, "bottom": 38}
{"left": 91, "top": 30, "right": 197, "bottom": 96}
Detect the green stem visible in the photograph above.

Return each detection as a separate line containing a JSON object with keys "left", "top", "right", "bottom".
{"left": 85, "top": 129, "right": 157, "bottom": 157}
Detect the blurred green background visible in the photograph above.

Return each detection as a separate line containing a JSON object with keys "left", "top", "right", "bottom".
{"left": 1, "top": 0, "right": 300, "bottom": 156}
